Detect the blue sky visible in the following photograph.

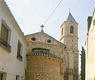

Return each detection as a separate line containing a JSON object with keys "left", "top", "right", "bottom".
{"left": 5, "top": 0, "right": 95, "bottom": 52}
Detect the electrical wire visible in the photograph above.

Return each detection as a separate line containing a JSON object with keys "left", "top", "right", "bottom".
{"left": 43, "top": 0, "right": 64, "bottom": 25}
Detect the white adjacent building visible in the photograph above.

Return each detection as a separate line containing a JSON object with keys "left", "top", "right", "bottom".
{"left": 0, "top": 0, "right": 27, "bottom": 80}
{"left": 86, "top": 9, "right": 95, "bottom": 80}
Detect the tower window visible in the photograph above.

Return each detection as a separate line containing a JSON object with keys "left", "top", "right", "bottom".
{"left": 70, "top": 26, "right": 74, "bottom": 33}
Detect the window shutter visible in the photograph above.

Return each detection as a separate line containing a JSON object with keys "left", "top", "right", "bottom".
{"left": 0, "top": 74, "right": 3, "bottom": 80}
{"left": 17, "top": 42, "right": 21, "bottom": 57}
{"left": 1, "top": 24, "right": 8, "bottom": 42}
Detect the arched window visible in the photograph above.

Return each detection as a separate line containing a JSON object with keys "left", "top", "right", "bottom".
{"left": 70, "top": 26, "right": 74, "bottom": 33}
{"left": 32, "top": 48, "right": 49, "bottom": 53}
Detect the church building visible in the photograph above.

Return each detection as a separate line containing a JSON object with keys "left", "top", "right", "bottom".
{"left": 0, "top": 0, "right": 79, "bottom": 80}
{"left": 25, "top": 12, "right": 79, "bottom": 80}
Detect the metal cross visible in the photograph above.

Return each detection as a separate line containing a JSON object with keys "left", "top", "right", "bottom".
{"left": 40, "top": 24, "right": 44, "bottom": 32}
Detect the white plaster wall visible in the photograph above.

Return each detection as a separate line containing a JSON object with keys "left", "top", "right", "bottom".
{"left": 0, "top": 1, "right": 26, "bottom": 80}
{"left": 86, "top": 11, "right": 95, "bottom": 80}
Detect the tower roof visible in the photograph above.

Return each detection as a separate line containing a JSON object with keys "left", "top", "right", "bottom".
{"left": 66, "top": 12, "right": 77, "bottom": 23}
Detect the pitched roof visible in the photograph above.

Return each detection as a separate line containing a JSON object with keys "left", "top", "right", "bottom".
{"left": 25, "top": 31, "right": 65, "bottom": 46}
{"left": 66, "top": 12, "right": 77, "bottom": 23}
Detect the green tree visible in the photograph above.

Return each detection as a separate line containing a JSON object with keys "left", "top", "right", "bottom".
{"left": 80, "top": 47, "right": 85, "bottom": 80}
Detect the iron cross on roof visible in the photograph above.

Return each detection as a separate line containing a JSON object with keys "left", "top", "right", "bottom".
{"left": 40, "top": 24, "right": 44, "bottom": 32}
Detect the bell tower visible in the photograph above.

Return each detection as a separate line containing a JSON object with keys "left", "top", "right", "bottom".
{"left": 60, "top": 12, "right": 78, "bottom": 50}
{"left": 60, "top": 12, "right": 79, "bottom": 80}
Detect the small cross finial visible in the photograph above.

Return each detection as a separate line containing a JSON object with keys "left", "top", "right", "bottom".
{"left": 40, "top": 24, "right": 44, "bottom": 32}
{"left": 69, "top": 8, "right": 71, "bottom": 13}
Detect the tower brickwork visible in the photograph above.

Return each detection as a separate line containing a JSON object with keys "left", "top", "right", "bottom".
{"left": 60, "top": 13, "right": 79, "bottom": 80}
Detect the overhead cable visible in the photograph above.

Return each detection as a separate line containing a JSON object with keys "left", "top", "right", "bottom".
{"left": 43, "top": 0, "right": 63, "bottom": 24}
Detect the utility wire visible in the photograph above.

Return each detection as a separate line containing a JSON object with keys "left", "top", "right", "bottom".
{"left": 43, "top": 0, "right": 64, "bottom": 25}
